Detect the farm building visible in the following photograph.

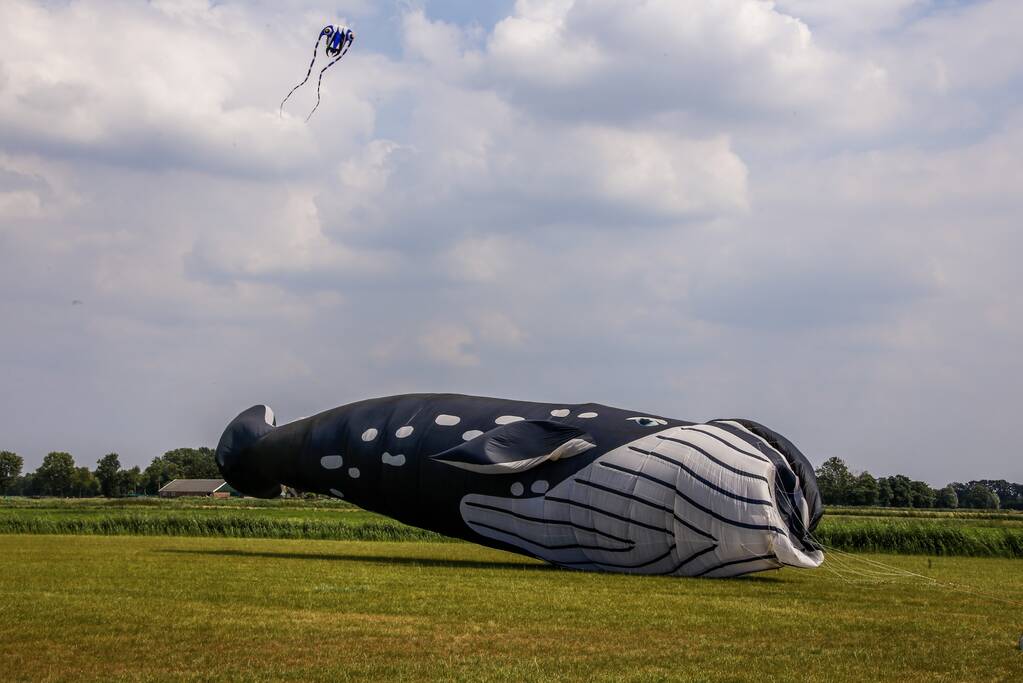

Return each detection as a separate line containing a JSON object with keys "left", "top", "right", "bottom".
{"left": 158, "top": 479, "right": 238, "bottom": 498}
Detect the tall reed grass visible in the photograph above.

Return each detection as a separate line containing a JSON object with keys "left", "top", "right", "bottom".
{"left": 3, "top": 501, "right": 1022, "bottom": 557}
{"left": 0, "top": 512, "right": 445, "bottom": 542}
{"left": 815, "top": 517, "right": 1023, "bottom": 558}
{"left": 826, "top": 506, "right": 1022, "bottom": 521}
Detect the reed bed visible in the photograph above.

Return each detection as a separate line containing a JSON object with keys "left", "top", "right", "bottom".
{"left": 815, "top": 517, "right": 1023, "bottom": 558}
{"left": 0, "top": 512, "right": 445, "bottom": 542}
{"left": 3, "top": 499, "right": 1022, "bottom": 557}
{"left": 826, "top": 506, "right": 1023, "bottom": 521}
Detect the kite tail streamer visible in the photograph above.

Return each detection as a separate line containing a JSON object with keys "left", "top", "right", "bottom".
{"left": 280, "top": 30, "right": 329, "bottom": 118}
{"left": 305, "top": 47, "right": 348, "bottom": 122}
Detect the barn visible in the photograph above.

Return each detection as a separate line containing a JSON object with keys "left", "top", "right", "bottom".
{"left": 158, "top": 479, "right": 238, "bottom": 498}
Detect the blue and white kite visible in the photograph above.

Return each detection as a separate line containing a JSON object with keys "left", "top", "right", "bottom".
{"left": 280, "top": 24, "right": 355, "bottom": 121}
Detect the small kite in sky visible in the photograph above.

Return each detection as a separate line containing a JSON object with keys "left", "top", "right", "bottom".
{"left": 279, "top": 24, "right": 355, "bottom": 122}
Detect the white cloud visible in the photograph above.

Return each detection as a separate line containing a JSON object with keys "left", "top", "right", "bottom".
{"left": 477, "top": 312, "right": 526, "bottom": 348}
{"left": 419, "top": 323, "right": 480, "bottom": 367}
{"left": 471, "top": 0, "right": 900, "bottom": 132}
{"left": 0, "top": 0, "right": 379, "bottom": 175}
{"left": 0, "top": 190, "right": 41, "bottom": 219}
{"left": 1, "top": 0, "right": 1022, "bottom": 486}
{"left": 776, "top": 0, "right": 925, "bottom": 35}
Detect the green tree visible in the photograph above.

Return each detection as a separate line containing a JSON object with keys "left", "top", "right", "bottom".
{"left": 95, "top": 453, "right": 122, "bottom": 498}
{"left": 963, "top": 483, "right": 1000, "bottom": 509}
{"left": 116, "top": 466, "right": 142, "bottom": 496}
{"left": 815, "top": 457, "right": 854, "bottom": 505}
{"left": 887, "top": 475, "right": 914, "bottom": 507}
{"left": 848, "top": 472, "right": 879, "bottom": 506}
{"left": 72, "top": 467, "right": 101, "bottom": 497}
{"left": 910, "top": 480, "right": 936, "bottom": 508}
{"left": 162, "top": 448, "right": 218, "bottom": 479}
{"left": 936, "top": 486, "right": 958, "bottom": 509}
{"left": 0, "top": 451, "right": 23, "bottom": 494}
{"left": 11, "top": 473, "right": 38, "bottom": 496}
{"left": 968, "top": 480, "right": 1022, "bottom": 509}
{"left": 35, "top": 452, "right": 76, "bottom": 497}
{"left": 876, "top": 477, "right": 893, "bottom": 507}
{"left": 143, "top": 456, "right": 182, "bottom": 495}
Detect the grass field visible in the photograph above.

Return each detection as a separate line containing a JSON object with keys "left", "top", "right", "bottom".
{"left": 1, "top": 534, "right": 1020, "bottom": 682}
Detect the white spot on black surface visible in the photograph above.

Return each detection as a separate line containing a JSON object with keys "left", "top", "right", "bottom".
{"left": 361, "top": 428, "right": 378, "bottom": 441}
{"left": 462, "top": 430, "right": 484, "bottom": 441}
{"left": 550, "top": 409, "right": 570, "bottom": 418}
{"left": 320, "top": 455, "right": 343, "bottom": 469}
{"left": 578, "top": 412, "right": 598, "bottom": 419}
{"left": 435, "top": 414, "right": 460, "bottom": 426}
{"left": 348, "top": 467, "right": 361, "bottom": 478}
{"left": 495, "top": 415, "right": 524, "bottom": 425}
{"left": 531, "top": 480, "right": 549, "bottom": 494}
{"left": 382, "top": 452, "right": 406, "bottom": 467}
{"left": 396, "top": 426, "right": 414, "bottom": 438}
{"left": 510, "top": 482, "right": 524, "bottom": 496}
{"left": 329, "top": 488, "right": 344, "bottom": 498}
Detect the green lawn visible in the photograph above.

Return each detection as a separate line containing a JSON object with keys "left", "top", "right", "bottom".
{"left": 0, "top": 535, "right": 1020, "bottom": 682}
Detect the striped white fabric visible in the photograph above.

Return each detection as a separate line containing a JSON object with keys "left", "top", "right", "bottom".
{"left": 460, "top": 424, "right": 824, "bottom": 577}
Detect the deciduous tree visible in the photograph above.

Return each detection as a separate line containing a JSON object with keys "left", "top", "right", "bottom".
{"left": 95, "top": 453, "right": 122, "bottom": 497}
{"left": 72, "top": 467, "right": 101, "bottom": 497}
{"left": 116, "top": 466, "right": 142, "bottom": 496}
{"left": 0, "top": 451, "right": 23, "bottom": 494}
{"left": 963, "top": 483, "right": 1000, "bottom": 509}
{"left": 161, "top": 448, "right": 218, "bottom": 479}
{"left": 143, "top": 456, "right": 181, "bottom": 494}
{"left": 35, "top": 452, "right": 76, "bottom": 497}
{"left": 910, "top": 480, "right": 936, "bottom": 508}
{"left": 848, "top": 472, "right": 879, "bottom": 506}
{"left": 936, "top": 486, "right": 958, "bottom": 509}
{"left": 815, "top": 457, "right": 854, "bottom": 505}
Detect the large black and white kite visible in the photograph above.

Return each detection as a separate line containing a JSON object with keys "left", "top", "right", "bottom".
{"left": 216, "top": 394, "right": 824, "bottom": 578}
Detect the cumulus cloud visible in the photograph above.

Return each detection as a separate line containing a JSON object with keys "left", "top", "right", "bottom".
{"left": 1, "top": 0, "right": 1022, "bottom": 486}
{"left": 419, "top": 323, "right": 480, "bottom": 367}
{"left": 471, "top": 0, "right": 900, "bottom": 132}
{"left": 0, "top": 0, "right": 380, "bottom": 175}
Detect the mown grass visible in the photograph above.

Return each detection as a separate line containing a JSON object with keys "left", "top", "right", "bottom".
{"left": 3, "top": 498, "right": 1023, "bottom": 557}
{"left": 0, "top": 534, "right": 1020, "bottom": 682}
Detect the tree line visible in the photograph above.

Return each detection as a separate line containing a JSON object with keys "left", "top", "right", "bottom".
{"left": 0, "top": 448, "right": 218, "bottom": 498}
{"left": 814, "top": 457, "right": 1020, "bottom": 509}
{"left": 2, "top": 447, "right": 1020, "bottom": 508}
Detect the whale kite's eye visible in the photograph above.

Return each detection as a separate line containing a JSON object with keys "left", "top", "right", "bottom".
{"left": 627, "top": 416, "right": 667, "bottom": 427}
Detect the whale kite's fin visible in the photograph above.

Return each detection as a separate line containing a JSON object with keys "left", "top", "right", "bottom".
{"left": 431, "top": 420, "right": 595, "bottom": 474}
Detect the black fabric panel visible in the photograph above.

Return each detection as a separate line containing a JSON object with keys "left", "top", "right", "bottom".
{"left": 727, "top": 419, "right": 824, "bottom": 533}
{"left": 431, "top": 420, "right": 591, "bottom": 468}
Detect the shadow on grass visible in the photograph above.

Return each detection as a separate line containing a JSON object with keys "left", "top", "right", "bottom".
{"left": 158, "top": 548, "right": 558, "bottom": 572}
{"left": 156, "top": 548, "right": 786, "bottom": 581}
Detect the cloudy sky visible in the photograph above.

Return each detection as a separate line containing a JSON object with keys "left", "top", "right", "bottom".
{"left": 2, "top": 0, "right": 1021, "bottom": 484}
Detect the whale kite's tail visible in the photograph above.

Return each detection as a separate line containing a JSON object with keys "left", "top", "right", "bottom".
{"left": 215, "top": 405, "right": 284, "bottom": 498}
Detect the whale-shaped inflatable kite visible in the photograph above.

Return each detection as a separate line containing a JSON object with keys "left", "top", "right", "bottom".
{"left": 216, "top": 394, "right": 824, "bottom": 578}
